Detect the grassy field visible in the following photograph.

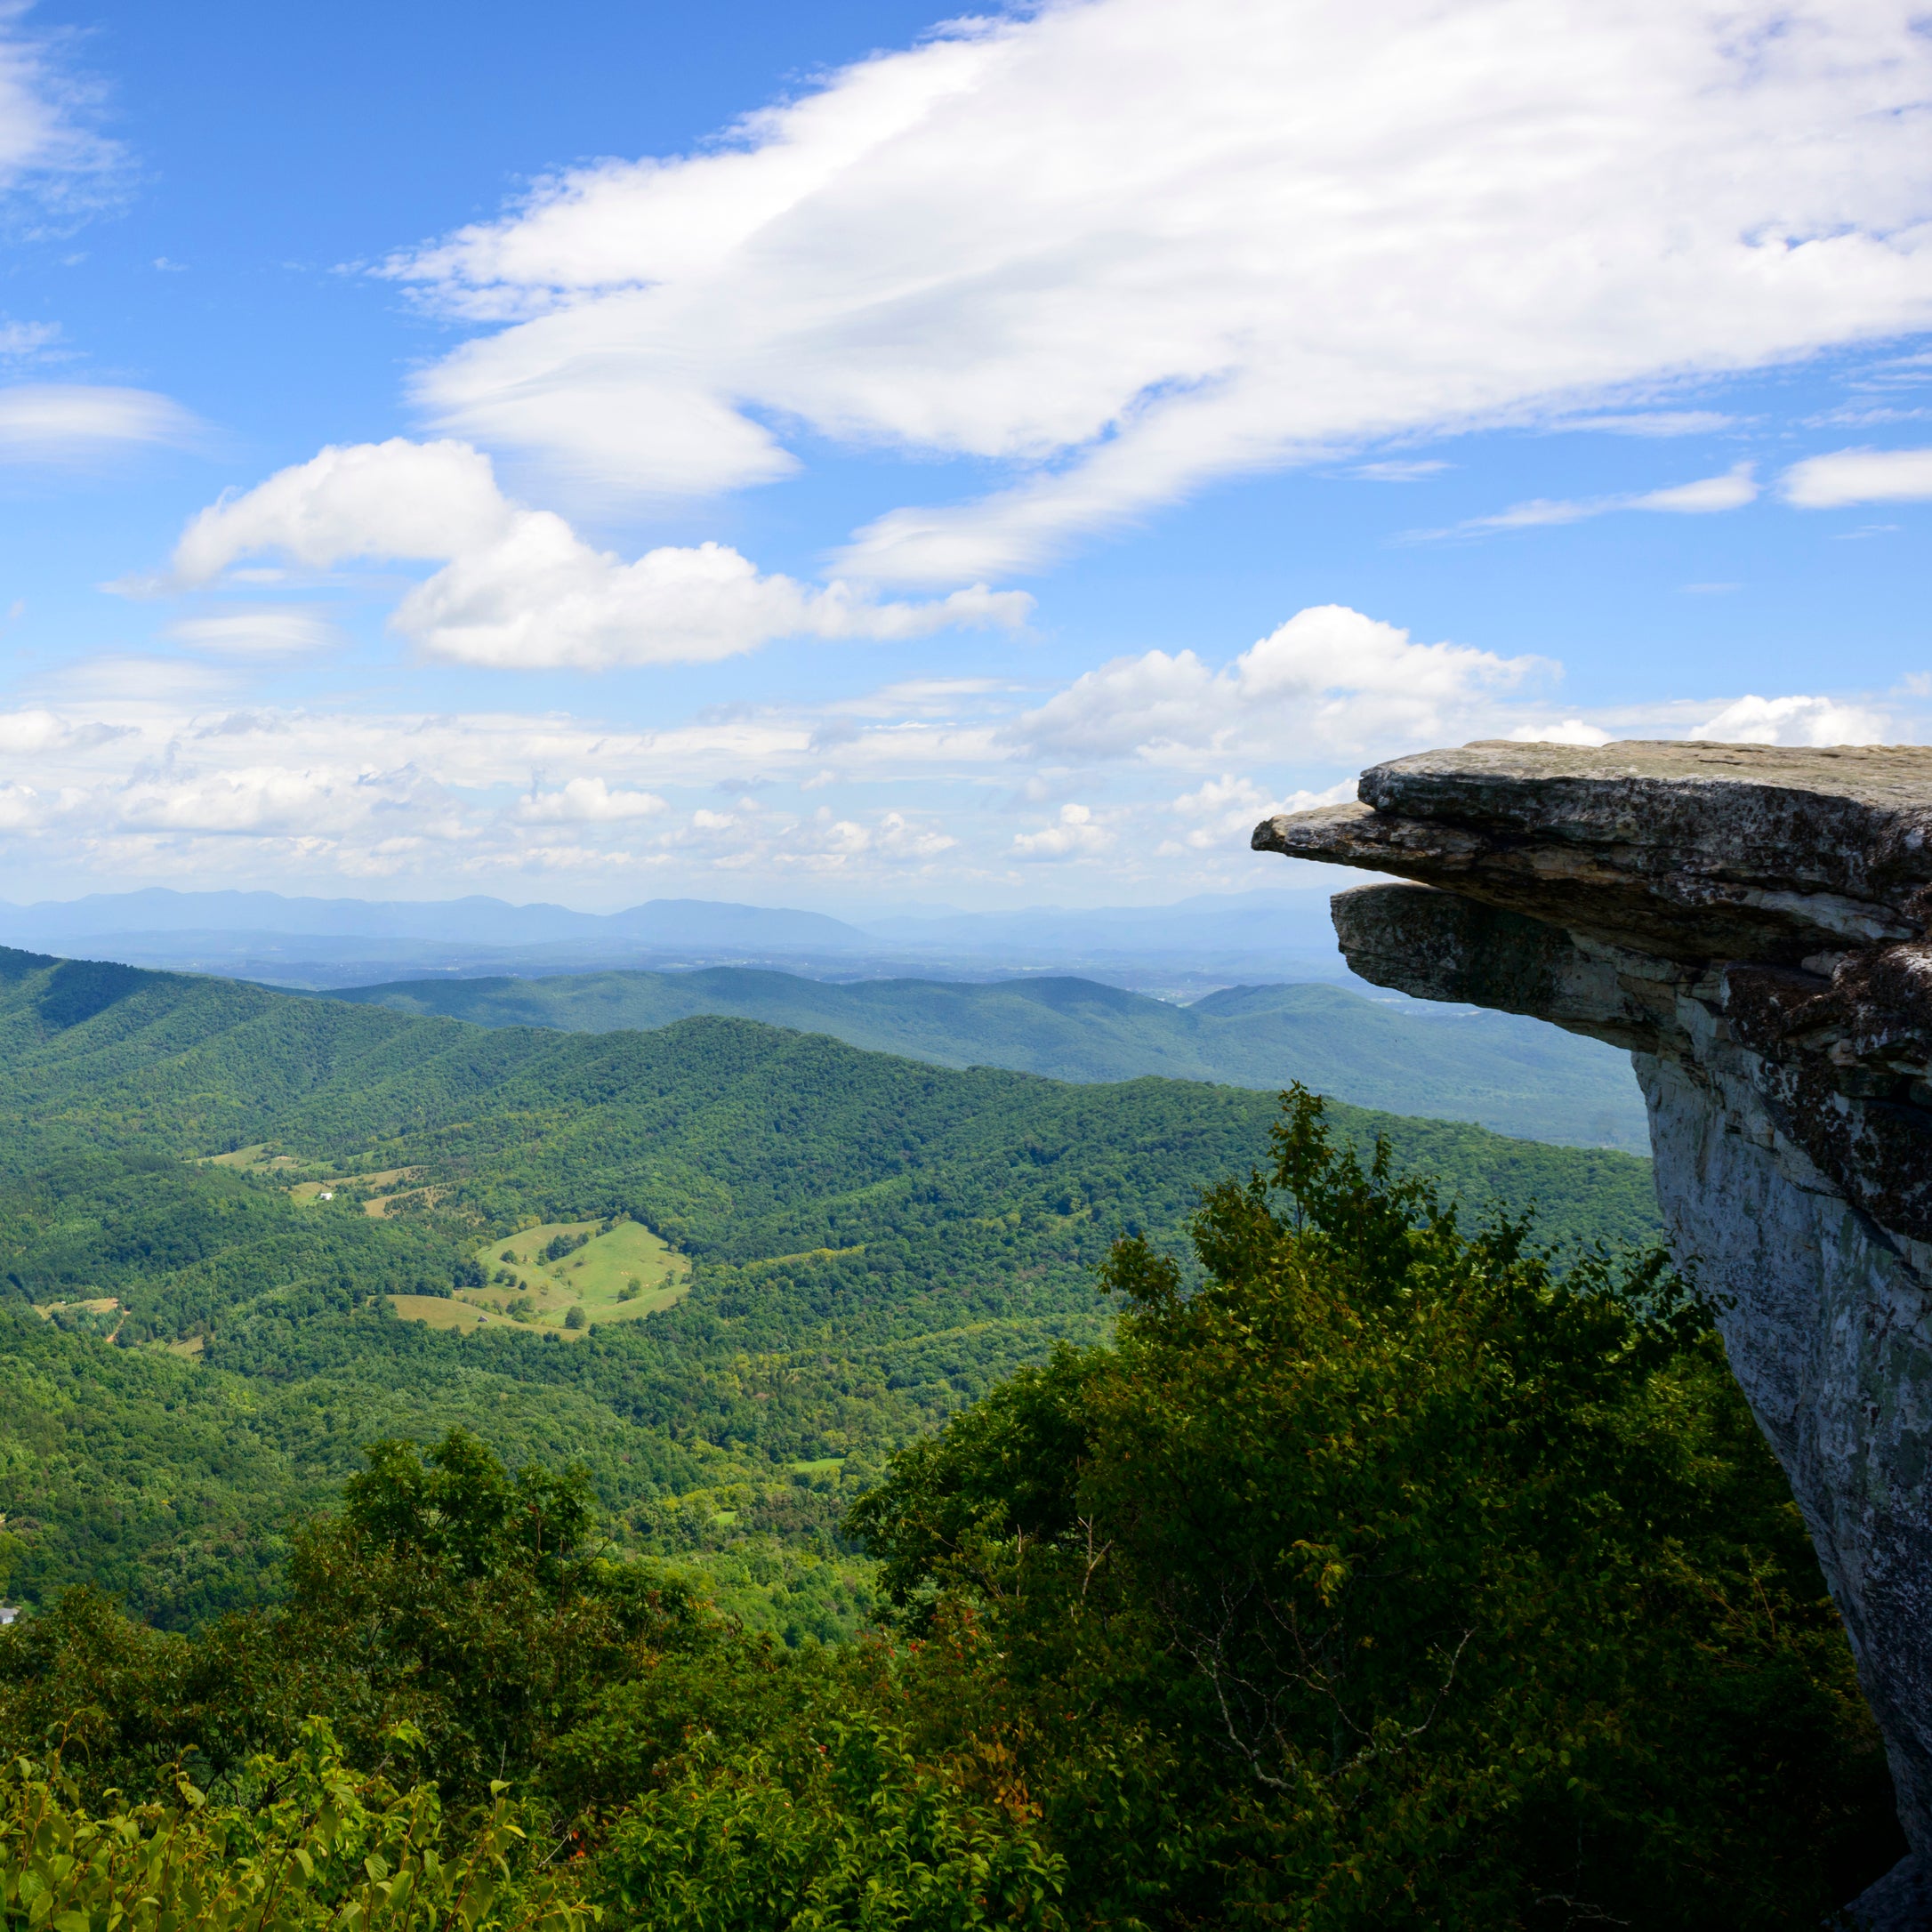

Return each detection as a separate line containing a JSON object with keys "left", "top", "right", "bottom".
{"left": 387, "top": 1216, "right": 690, "bottom": 1340}
{"left": 202, "top": 1143, "right": 302, "bottom": 1172}
{"left": 286, "top": 1165, "right": 420, "bottom": 1205}
{"left": 387, "top": 1292, "right": 491, "bottom": 1334}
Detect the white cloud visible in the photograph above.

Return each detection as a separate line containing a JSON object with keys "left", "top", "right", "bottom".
{"left": 1551, "top": 412, "right": 1736, "bottom": 438}
{"left": 0, "top": 782, "right": 43, "bottom": 829}
{"left": 172, "top": 438, "right": 1031, "bottom": 668}
{"left": 1352, "top": 459, "right": 1449, "bottom": 482}
{"left": 0, "top": 705, "right": 74, "bottom": 753}
{"left": 1017, "top": 604, "right": 1547, "bottom": 763}
{"left": 1629, "top": 464, "right": 1759, "bottom": 514}
{"left": 378, "top": 0, "right": 1932, "bottom": 583}
{"left": 1168, "top": 773, "right": 1356, "bottom": 849}
{"left": 174, "top": 439, "right": 513, "bottom": 578}
{"left": 113, "top": 764, "right": 452, "bottom": 839}
{"left": 1437, "top": 463, "right": 1758, "bottom": 536}
{"left": 1690, "top": 695, "right": 1892, "bottom": 746}
{"left": 1506, "top": 719, "right": 1613, "bottom": 746}
{"left": 167, "top": 609, "right": 338, "bottom": 658}
{"left": 0, "top": 629, "right": 1920, "bottom": 898}
{"left": 0, "top": 705, "right": 127, "bottom": 753}
{"left": 0, "top": 319, "right": 56, "bottom": 358}
{"left": 518, "top": 777, "right": 667, "bottom": 822}
{"left": 1781, "top": 446, "right": 1932, "bottom": 508}
{"left": 0, "top": 12, "right": 125, "bottom": 222}
{"left": 1013, "top": 802, "right": 1110, "bottom": 857}
{"left": 0, "top": 384, "right": 198, "bottom": 460}
{"left": 394, "top": 521, "right": 1026, "bottom": 671}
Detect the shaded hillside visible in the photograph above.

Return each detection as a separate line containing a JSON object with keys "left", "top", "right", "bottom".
{"left": 330, "top": 964, "right": 1648, "bottom": 1149}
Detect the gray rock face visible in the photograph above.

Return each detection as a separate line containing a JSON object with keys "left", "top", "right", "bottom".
{"left": 1255, "top": 741, "right": 1932, "bottom": 1921}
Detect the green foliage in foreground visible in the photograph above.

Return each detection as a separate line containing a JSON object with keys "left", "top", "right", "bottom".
{"left": 0, "top": 1096, "right": 1902, "bottom": 1927}
{"left": 849, "top": 1091, "right": 1902, "bottom": 1925}
{"left": 0, "top": 1722, "right": 589, "bottom": 1932}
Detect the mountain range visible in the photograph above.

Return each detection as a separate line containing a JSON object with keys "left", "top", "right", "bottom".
{"left": 330, "top": 965, "right": 1647, "bottom": 1151}
{"left": 0, "top": 887, "right": 1357, "bottom": 994}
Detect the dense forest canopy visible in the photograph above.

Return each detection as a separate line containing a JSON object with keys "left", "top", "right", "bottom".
{"left": 0, "top": 945, "right": 1656, "bottom": 1631}
{"left": 0, "top": 1091, "right": 1900, "bottom": 1927}
{"left": 325, "top": 962, "right": 1648, "bottom": 1149}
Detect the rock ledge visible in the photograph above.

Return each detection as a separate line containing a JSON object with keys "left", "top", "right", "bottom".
{"left": 1257, "top": 740, "right": 1932, "bottom": 1924}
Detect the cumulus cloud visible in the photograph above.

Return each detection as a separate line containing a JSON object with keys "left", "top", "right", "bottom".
{"left": 376, "top": 0, "right": 1932, "bottom": 582}
{"left": 113, "top": 764, "right": 453, "bottom": 839}
{"left": 1013, "top": 802, "right": 1110, "bottom": 857}
{"left": 1689, "top": 695, "right": 1893, "bottom": 746}
{"left": 1016, "top": 605, "right": 1546, "bottom": 763}
{"left": 0, "top": 705, "right": 77, "bottom": 753}
{"left": 517, "top": 777, "right": 667, "bottom": 822}
{"left": 1165, "top": 774, "right": 1356, "bottom": 851}
{"left": 1781, "top": 446, "right": 1932, "bottom": 508}
{"left": 172, "top": 439, "right": 1030, "bottom": 668}
{"left": 1507, "top": 719, "right": 1613, "bottom": 747}
{"left": 173, "top": 439, "right": 512, "bottom": 577}
{"left": 0, "top": 626, "right": 1920, "bottom": 898}
{"left": 0, "top": 705, "right": 128, "bottom": 753}
{"left": 0, "top": 384, "right": 198, "bottom": 461}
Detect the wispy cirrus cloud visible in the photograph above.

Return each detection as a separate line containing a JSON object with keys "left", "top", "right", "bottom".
{"left": 0, "top": 5, "right": 129, "bottom": 229}
{"left": 1419, "top": 463, "right": 1759, "bottom": 538}
{"left": 0, "top": 382, "right": 200, "bottom": 461}
{"left": 167, "top": 608, "right": 339, "bottom": 658}
{"left": 368, "top": 0, "right": 1932, "bottom": 584}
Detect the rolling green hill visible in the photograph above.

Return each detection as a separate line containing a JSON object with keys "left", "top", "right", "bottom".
{"left": 327, "top": 964, "right": 1647, "bottom": 1148}
{"left": 0, "top": 945, "right": 1661, "bottom": 1630}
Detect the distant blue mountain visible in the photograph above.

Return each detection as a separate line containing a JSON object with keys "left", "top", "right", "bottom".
{"left": 0, "top": 887, "right": 1357, "bottom": 993}
{"left": 0, "top": 889, "right": 873, "bottom": 951}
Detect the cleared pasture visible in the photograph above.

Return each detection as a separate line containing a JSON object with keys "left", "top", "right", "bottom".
{"left": 387, "top": 1293, "right": 491, "bottom": 1334}
{"left": 387, "top": 1217, "right": 689, "bottom": 1340}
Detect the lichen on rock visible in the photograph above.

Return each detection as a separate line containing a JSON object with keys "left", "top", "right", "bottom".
{"left": 1256, "top": 740, "right": 1932, "bottom": 1928}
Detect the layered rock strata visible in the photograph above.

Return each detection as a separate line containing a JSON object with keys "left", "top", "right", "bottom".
{"left": 1254, "top": 741, "right": 1932, "bottom": 1926}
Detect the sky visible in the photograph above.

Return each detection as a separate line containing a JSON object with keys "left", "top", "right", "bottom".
{"left": 0, "top": 0, "right": 1927, "bottom": 913}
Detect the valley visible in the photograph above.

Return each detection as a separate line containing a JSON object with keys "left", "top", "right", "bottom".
{"left": 0, "top": 940, "right": 1655, "bottom": 1635}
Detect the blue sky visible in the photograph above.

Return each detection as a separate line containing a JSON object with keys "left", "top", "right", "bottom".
{"left": 0, "top": 0, "right": 1928, "bottom": 911}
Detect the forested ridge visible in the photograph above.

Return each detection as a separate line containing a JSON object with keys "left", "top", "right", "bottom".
{"left": 0, "top": 1091, "right": 1902, "bottom": 1927}
{"left": 327, "top": 962, "right": 1648, "bottom": 1148}
{"left": 0, "top": 942, "right": 1658, "bottom": 1636}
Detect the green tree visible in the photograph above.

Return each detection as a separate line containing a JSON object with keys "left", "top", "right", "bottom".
{"left": 851, "top": 1089, "right": 1900, "bottom": 1928}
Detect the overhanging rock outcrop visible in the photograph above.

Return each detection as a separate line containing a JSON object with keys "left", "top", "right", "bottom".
{"left": 1255, "top": 740, "right": 1932, "bottom": 1928}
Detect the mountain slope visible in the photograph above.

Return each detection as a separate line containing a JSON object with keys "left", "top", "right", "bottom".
{"left": 0, "top": 945, "right": 1661, "bottom": 1623}
{"left": 0, "top": 888, "right": 874, "bottom": 950}
{"left": 328, "top": 964, "right": 1647, "bottom": 1149}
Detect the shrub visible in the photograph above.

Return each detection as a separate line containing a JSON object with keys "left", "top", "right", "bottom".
{"left": 850, "top": 1088, "right": 1900, "bottom": 1927}
{"left": 0, "top": 1718, "right": 590, "bottom": 1931}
